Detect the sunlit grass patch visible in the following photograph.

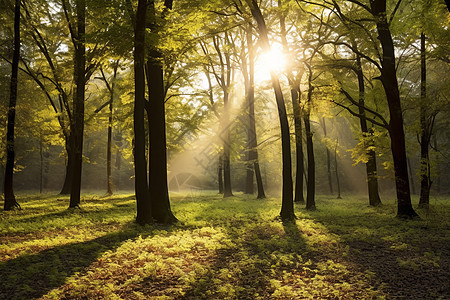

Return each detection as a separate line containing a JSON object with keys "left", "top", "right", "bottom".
{"left": 0, "top": 192, "right": 448, "bottom": 299}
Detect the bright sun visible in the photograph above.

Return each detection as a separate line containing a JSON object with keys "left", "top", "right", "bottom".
{"left": 255, "top": 45, "right": 288, "bottom": 83}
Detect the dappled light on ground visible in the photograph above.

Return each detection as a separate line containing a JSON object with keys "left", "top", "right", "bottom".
{"left": 0, "top": 192, "right": 448, "bottom": 299}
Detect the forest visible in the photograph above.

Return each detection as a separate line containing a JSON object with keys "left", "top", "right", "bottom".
{"left": 1, "top": 0, "right": 449, "bottom": 299}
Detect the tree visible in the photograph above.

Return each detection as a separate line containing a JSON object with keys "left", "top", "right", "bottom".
{"left": 68, "top": 0, "right": 86, "bottom": 208}
{"left": 244, "top": 0, "right": 295, "bottom": 221}
{"left": 369, "top": 0, "right": 417, "bottom": 217}
{"left": 146, "top": 0, "right": 177, "bottom": 223}
{"left": 304, "top": 63, "right": 316, "bottom": 210}
{"left": 279, "top": 0, "right": 304, "bottom": 204}
{"left": 98, "top": 61, "right": 120, "bottom": 196}
{"left": 242, "top": 25, "right": 265, "bottom": 198}
{"left": 133, "top": 0, "right": 152, "bottom": 224}
{"left": 3, "top": 0, "right": 21, "bottom": 211}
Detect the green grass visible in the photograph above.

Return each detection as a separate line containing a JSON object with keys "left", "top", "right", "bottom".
{"left": 1, "top": 192, "right": 449, "bottom": 299}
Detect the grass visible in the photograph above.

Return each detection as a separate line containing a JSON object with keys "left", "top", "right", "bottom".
{"left": 0, "top": 192, "right": 449, "bottom": 299}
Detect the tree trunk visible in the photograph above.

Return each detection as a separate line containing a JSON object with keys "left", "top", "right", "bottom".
{"left": 279, "top": 1, "right": 303, "bottom": 204}
{"left": 59, "top": 135, "right": 74, "bottom": 194}
{"left": 106, "top": 96, "right": 113, "bottom": 196}
{"left": 334, "top": 140, "right": 342, "bottom": 199}
{"left": 218, "top": 154, "right": 224, "bottom": 194}
{"left": 407, "top": 157, "right": 416, "bottom": 195}
{"left": 304, "top": 71, "right": 315, "bottom": 210}
{"left": 222, "top": 88, "right": 234, "bottom": 198}
{"left": 105, "top": 62, "right": 119, "bottom": 196}
{"left": 418, "top": 32, "right": 431, "bottom": 209}
{"left": 40, "top": 133, "right": 43, "bottom": 194}
{"left": 134, "top": 0, "right": 152, "bottom": 225}
{"left": 322, "top": 118, "right": 333, "bottom": 195}
{"left": 247, "top": 0, "right": 294, "bottom": 220}
{"left": 244, "top": 26, "right": 265, "bottom": 198}
{"left": 146, "top": 0, "right": 177, "bottom": 223}
{"left": 3, "top": 0, "right": 21, "bottom": 211}
{"left": 69, "top": 0, "right": 86, "bottom": 208}
{"left": 355, "top": 50, "right": 381, "bottom": 206}
{"left": 370, "top": 0, "right": 417, "bottom": 218}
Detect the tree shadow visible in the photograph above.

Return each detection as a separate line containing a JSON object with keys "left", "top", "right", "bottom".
{"left": 301, "top": 206, "right": 450, "bottom": 299}
{"left": 0, "top": 224, "right": 140, "bottom": 300}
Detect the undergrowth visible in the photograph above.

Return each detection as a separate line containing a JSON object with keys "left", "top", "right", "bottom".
{"left": 0, "top": 192, "right": 448, "bottom": 299}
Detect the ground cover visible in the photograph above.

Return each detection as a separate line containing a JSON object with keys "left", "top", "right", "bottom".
{"left": 0, "top": 192, "right": 449, "bottom": 299}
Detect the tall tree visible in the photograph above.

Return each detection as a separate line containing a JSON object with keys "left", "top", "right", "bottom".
{"left": 242, "top": 25, "right": 265, "bottom": 198}
{"left": 304, "top": 64, "right": 315, "bottom": 210}
{"left": 369, "top": 0, "right": 417, "bottom": 217}
{"left": 354, "top": 49, "right": 382, "bottom": 206}
{"left": 146, "top": 0, "right": 177, "bottom": 223}
{"left": 133, "top": 0, "right": 152, "bottom": 224}
{"left": 98, "top": 61, "right": 120, "bottom": 196}
{"left": 69, "top": 0, "right": 86, "bottom": 208}
{"left": 321, "top": 117, "right": 333, "bottom": 195}
{"left": 3, "top": 0, "right": 21, "bottom": 211}
{"left": 244, "top": 0, "right": 295, "bottom": 221}
{"left": 279, "top": 0, "right": 304, "bottom": 204}
{"left": 418, "top": 32, "right": 431, "bottom": 209}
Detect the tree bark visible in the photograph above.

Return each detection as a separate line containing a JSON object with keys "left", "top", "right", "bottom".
{"left": 3, "top": 0, "right": 21, "bottom": 211}
{"left": 370, "top": 0, "right": 417, "bottom": 218}
{"left": 60, "top": 135, "right": 74, "bottom": 194}
{"left": 69, "top": 0, "right": 86, "bottom": 209}
{"left": 418, "top": 32, "right": 431, "bottom": 209}
{"left": 407, "top": 157, "right": 416, "bottom": 195}
{"left": 218, "top": 153, "right": 224, "bottom": 194}
{"left": 244, "top": 26, "right": 265, "bottom": 198}
{"left": 305, "top": 71, "right": 315, "bottom": 210}
{"left": 334, "top": 140, "right": 342, "bottom": 199}
{"left": 322, "top": 118, "right": 333, "bottom": 195}
{"left": 104, "top": 62, "right": 119, "bottom": 196}
{"left": 222, "top": 82, "right": 234, "bottom": 198}
{"left": 134, "top": 0, "right": 152, "bottom": 224}
{"left": 355, "top": 50, "right": 381, "bottom": 206}
{"left": 146, "top": 0, "right": 177, "bottom": 223}
{"left": 247, "top": 0, "right": 294, "bottom": 220}
{"left": 279, "top": 1, "right": 304, "bottom": 204}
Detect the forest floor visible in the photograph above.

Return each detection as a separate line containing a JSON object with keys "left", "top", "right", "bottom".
{"left": 0, "top": 191, "right": 449, "bottom": 299}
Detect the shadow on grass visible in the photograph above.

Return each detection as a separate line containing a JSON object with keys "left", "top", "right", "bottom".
{"left": 0, "top": 225, "right": 140, "bottom": 300}
{"left": 300, "top": 201, "right": 450, "bottom": 300}
{"left": 168, "top": 200, "right": 310, "bottom": 299}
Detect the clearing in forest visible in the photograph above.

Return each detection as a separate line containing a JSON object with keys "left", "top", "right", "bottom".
{"left": 0, "top": 192, "right": 449, "bottom": 299}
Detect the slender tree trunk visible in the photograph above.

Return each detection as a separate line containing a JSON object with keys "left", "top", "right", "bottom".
{"left": 69, "top": 0, "right": 86, "bottom": 208}
{"left": 334, "top": 140, "right": 342, "bottom": 199}
{"left": 433, "top": 137, "right": 440, "bottom": 194}
{"left": 60, "top": 135, "right": 74, "bottom": 194}
{"left": 146, "top": 0, "right": 177, "bottom": 223}
{"left": 244, "top": 26, "right": 265, "bottom": 198}
{"left": 407, "top": 157, "right": 416, "bottom": 195}
{"left": 222, "top": 88, "right": 234, "bottom": 198}
{"left": 104, "top": 62, "right": 118, "bottom": 196}
{"left": 134, "top": 0, "right": 152, "bottom": 224}
{"left": 279, "top": 1, "right": 303, "bottom": 204}
{"left": 218, "top": 154, "right": 224, "bottom": 194}
{"left": 418, "top": 32, "right": 431, "bottom": 209}
{"left": 371, "top": 0, "right": 417, "bottom": 218}
{"left": 4, "top": 0, "right": 21, "bottom": 211}
{"left": 247, "top": 0, "right": 294, "bottom": 220}
{"left": 115, "top": 131, "right": 122, "bottom": 190}
{"left": 40, "top": 133, "right": 43, "bottom": 194}
{"left": 355, "top": 51, "right": 382, "bottom": 206}
{"left": 304, "top": 70, "right": 316, "bottom": 210}
{"left": 106, "top": 98, "right": 113, "bottom": 196}
{"left": 322, "top": 118, "right": 333, "bottom": 195}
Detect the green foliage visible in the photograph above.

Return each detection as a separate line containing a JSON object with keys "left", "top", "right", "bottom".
{"left": 1, "top": 192, "right": 449, "bottom": 299}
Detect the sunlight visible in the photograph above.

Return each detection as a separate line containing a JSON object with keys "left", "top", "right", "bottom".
{"left": 255, "top": 44, "right": 288, "bottom": 83}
